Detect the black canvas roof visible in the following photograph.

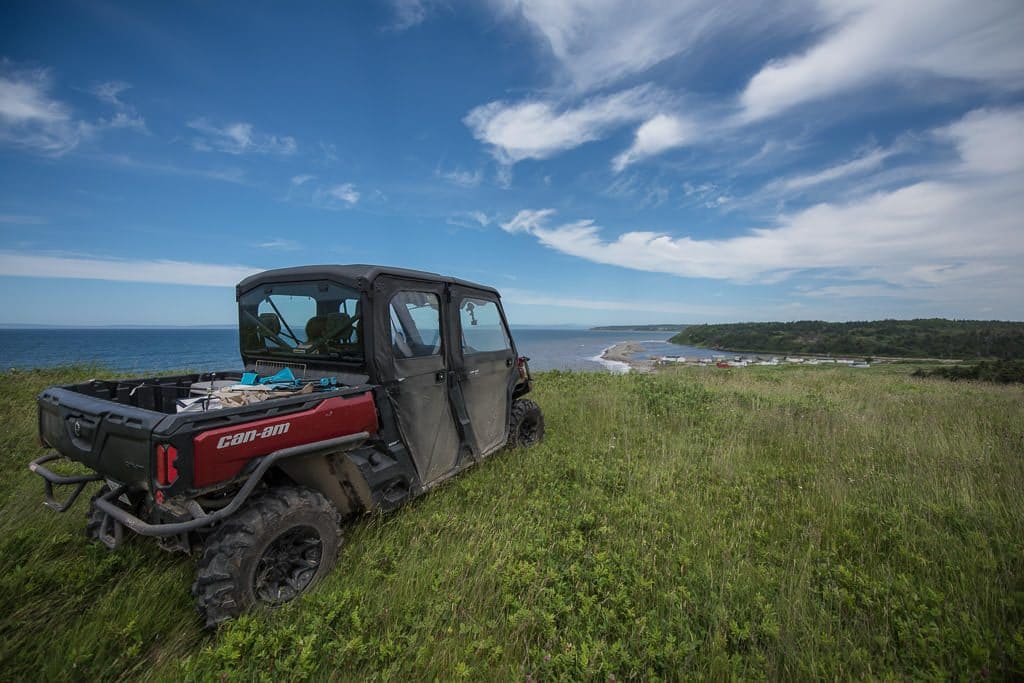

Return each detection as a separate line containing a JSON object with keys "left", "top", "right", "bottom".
{"left": 236, "top": 264, "right": 499, "bottom": 298}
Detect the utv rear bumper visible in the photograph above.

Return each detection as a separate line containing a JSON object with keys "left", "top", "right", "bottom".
{"left": 29, "top": 431, "right": 369, "bottom": 546}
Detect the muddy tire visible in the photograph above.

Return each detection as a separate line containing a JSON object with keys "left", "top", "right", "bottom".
{"left": 508, "top": 399, "right": 544, "bottom": 448}
{"left": 192, "top": 486, "right": 343, "bottom": 629}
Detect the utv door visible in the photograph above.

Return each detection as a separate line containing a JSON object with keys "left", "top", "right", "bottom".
{"left": 379, "top": 284, "right": 462, "bottom": 486}
{"left": 451, "top": 288, "right": 517, "bottom": 456}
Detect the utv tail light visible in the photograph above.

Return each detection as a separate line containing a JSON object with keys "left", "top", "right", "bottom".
{"left": 155, "top": 444, "right": 179, "bottom": 486}
{"left": 516, "top": 356, "right": 530, "bottom": 381}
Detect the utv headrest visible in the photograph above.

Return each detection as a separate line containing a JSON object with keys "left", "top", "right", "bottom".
{"left": 258, "top": 312, "right": 281, "bottom": 335}
{"left": 305, "top": 315, "right": 327, "bottom": 341}
{"left": 325, "top": 312, "right": 356, "bottom": 342}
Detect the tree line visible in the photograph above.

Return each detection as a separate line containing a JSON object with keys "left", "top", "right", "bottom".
{"left": 670, "top": 319, "right": 1024, "bottom": 359}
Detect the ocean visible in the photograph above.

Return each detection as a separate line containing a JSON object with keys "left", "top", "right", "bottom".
{"left": 0, "top": 328, "right": 720, "bottom": 374}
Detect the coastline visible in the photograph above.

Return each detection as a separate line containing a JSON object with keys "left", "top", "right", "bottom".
{"left": 598, "top": 341, "right": 656, "bottom": 373}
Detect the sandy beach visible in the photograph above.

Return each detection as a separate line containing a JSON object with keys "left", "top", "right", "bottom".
{"left": 600, "top": 341, "right": 656, "bottom": 372}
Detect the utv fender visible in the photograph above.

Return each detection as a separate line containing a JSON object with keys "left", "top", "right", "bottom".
{"left": 274, "top": 451, "right": 373, "bottom": 517}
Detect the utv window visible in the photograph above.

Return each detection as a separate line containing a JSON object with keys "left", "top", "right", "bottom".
{"left": 238, "top": 281, "right": 363, "bottom": 364}
{"left": 459, "top": 297, "right": 510, "bottom": 354}
{"left": 390, "top": 291, "right": 442, "bottom": 358}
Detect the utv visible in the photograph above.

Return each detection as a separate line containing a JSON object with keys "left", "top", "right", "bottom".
{"left": 28, "top": 264, "right": 544, "bottom": 627}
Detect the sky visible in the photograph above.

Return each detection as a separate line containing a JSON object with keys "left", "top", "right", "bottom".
{"left": 0, "top": 0, "right": 1022, "bottom": 327}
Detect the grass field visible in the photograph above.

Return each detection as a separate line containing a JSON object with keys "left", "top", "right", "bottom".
{"left": 1, "top": 365, "right": 1022, "bottom": 680}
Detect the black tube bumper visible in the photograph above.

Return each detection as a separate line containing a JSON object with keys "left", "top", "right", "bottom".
{"left": 29, "top": 432, "right": 369, "bottom": 542}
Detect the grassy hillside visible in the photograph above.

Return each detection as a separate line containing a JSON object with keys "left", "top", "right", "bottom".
{"left": 671, "top": 319, "right": 1024, "bottom": 359}
{"left": 1, "top": 366, "right": 1022, "bottom": 680}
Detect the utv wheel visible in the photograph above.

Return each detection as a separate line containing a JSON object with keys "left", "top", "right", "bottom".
{"left": 508, "top": 399, "right": 545, "bottom": 448}
{"left": 192, "top": 486, "right": 342, "bottom": 628}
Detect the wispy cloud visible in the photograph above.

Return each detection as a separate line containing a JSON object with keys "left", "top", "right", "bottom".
{"left": 387, "top": 0, "right": 432, "bottom": 30}
{"left": 739, "top": 0, "right": 1024, "bottom": 122}
{"left": 501, "top": 287, "right": 744, "bottom": 318}
{"left": 500, "top": 108, "right": 1024, "bottom": 306}
{"left": 0, "top": 251, "right": 257, "bottom": 286}
{"left": 255, "top": 239, "right": 301, "bottom": 251}
{"left": 291, "top": 174, "right": 316, "bottom": 186}
{"left": 447, "top": 210, "right": 492, "bottom": 230}
{"left": 313, "top": 183, "right": 360, "bottom": 209}
{"left": 437, "top": 167, "right": 483, "bottom": 188}
{"left": 493, "top": 0, "right": 801, "bottom": 93}
{"left": 89, "top": 81, "right": 147, "bottom": 132}
{"left": 764, "top": 146, "right": 895, "bottom": 194}
{"left": 187, "top": 118, "right": 297, "bottom": 155}
{"left": 465, "top": 85, "right": 668, "bottom": 164}
{"left": 0, "top": 214, "right": 46, "bottom": 225}
{"left": 0, "top": 64, "right": 91, "bottom": 155}
{"left": 612, "top": 113, "right": 697, "bottom": 171}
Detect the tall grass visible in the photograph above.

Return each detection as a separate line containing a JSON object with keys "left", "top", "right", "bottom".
{"left": 0, "top": 366, "right": 1021, "bottom": 680}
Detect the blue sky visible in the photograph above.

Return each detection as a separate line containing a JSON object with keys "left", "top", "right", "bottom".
{"left": 0, "top": 0, "right": 1022, "bottom": 326}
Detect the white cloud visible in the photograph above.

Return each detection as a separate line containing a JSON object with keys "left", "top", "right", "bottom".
{"left": 465, "top": 85, "right": 665, "bottom": 164}
{"left": 766, "top": 146, "right": 894, "bottom": 193}
{"left": 447, "top": 210, "right": 493, "bottom": 230}
{"left": 388, "top": 0, "right": 430, "bottom": 30}
{"left": 937, "top": 107, "right": 1024, "bottom": 175}
{"left": 501, "top": 287, "right": 743, "bottom": 317}
{"left": 493, "top": 0, "right": 798, "bottom": 93}
{"left": 438, "top": 167, "right": 483, "bottom": 187}
{"left": 612, "top": 113, "right": 696, "bottom": 171}
{"left": 0, "top": 66, "right": 90, "bottom": 155}
{"left": 740, "top": 0, "right": 1024, "bottom": 122}
{"left": 291, "top": 174, "right": 316, "bottom": 186}
{"left": 314, "top": 183, "right": 360, "bottom": 209}
{"left": 187, "top": 118, "right": 297, "bottom": 155}
{"left": 499, "top": 108, "right": 1024, "bottom": 310}
{"left": 0, "top": 251, "right": 257, "bottom": 287}
{"left": 90, "top": 81, "right": 147, "bottom": 133}
{"left": 255, "top": 239, "right": 301, "bottom": 251}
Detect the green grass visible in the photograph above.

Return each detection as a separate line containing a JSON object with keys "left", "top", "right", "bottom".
{"left": 1, "top": 365, "right": 1022, "bottom": 680}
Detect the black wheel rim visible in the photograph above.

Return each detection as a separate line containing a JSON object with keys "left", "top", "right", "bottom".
{"left": 519, "top": 415, "right": 540, "bottom": 445}
{"left": 253, "top": 525, "right": 323, "bottom": 605}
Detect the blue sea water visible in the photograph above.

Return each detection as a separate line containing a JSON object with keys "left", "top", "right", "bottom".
{"left": 0, "top": 328, "right": 719, "bottom": 374}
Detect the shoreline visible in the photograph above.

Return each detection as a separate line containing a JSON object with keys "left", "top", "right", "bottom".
{"left": 598, "top": 341, "right": 656, "bottom": 373}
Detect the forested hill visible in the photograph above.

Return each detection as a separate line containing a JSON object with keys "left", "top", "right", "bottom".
{"left": 670, "top": 319, "right": 1024, "bottom": 359}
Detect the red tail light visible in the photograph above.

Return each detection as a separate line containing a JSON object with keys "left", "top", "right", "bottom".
{"left": 155, "top": 444, "right": 179, "bottom": 486}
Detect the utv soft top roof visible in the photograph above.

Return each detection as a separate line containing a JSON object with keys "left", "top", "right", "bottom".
{"left": 236, "top": 264, "right": 499, "bottom": 299}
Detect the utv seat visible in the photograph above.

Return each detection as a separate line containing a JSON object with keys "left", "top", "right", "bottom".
{"left": 258, "top": 313, "right": 283, "bottom": 348}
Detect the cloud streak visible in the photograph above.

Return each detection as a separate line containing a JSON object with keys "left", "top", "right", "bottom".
{"left": 740, "top": 0, "right": 1024, "bottom": 121}
{"left": 188, "top": 118, "right": 297, "bottom": 155}
{"left": 499, "top": 108, "right": 1024, "bottom": 310}
{"left": 0, "top": 251, "right": 258, "bottom": 287}
{"left": 465, "top": 85, "right": 667, "bottom": 164}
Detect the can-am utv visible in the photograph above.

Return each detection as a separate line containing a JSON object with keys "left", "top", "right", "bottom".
{"left": 28, "top": 264, "right": 543, "bottom": 626}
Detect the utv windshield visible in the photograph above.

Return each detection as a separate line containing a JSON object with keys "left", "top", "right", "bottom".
{"left": 239, "top": 281, "right": 363, "bottom": 364}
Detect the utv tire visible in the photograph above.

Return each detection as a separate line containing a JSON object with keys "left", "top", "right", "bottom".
{"left": 192, "top": 486, "right": 343, "bottom": 629}
{"left": 508, "top": 399, "right": 545, "bottom": 448}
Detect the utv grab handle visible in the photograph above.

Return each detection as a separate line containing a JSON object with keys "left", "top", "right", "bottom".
{"left": 29, "top": 431, "right": 369, "bottom": 536}
{"left": 28, "top": 453, "right": 104, "bottom": 512}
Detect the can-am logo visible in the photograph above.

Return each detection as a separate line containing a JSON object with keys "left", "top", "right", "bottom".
{"left": 216, "top": 422, "right": 291, "bottom": 449}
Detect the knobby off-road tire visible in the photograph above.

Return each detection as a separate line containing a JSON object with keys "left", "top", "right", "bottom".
{"left": 192, "top": 486, "right": 343, "bottom": 628}
{"left": 508, "top": 399, "right": 545, "bottom": 448}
